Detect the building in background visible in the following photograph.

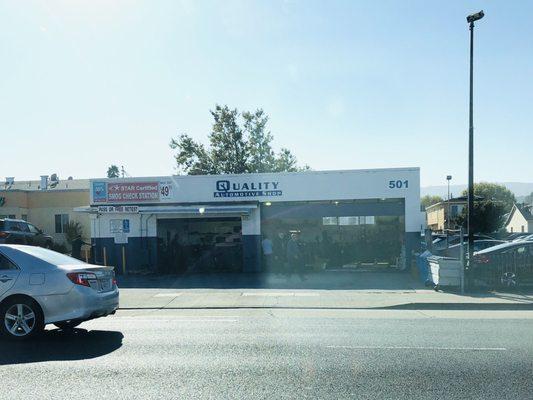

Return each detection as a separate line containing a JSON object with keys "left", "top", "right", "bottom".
{"left": 505, "top": 204, "right": 533, "bottom": 234}
{"left": 0, "top": 176, "right": 90, "bottom": 246}
{"left": 77, "top": 168, "right": 422, "bottom": 274}
{"left": 425, "top": 196, "right": 469, "bottom": 231}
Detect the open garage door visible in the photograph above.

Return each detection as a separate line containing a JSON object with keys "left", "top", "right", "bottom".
{"left": 157, "top": 217, "right": 242, "bottom": 274}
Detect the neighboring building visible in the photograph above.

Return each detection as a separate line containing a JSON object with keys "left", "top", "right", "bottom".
{"left": 505, "top": 204, "right": 533, "bottom": 233}
{"left": 77, "top": 168, "right": 422, "bottom": 274}
{"left": 425, "top": 196, "right": 469, "bottom": 231}
{"left": 0, "top": 176, "right": 90, "bottom": 246}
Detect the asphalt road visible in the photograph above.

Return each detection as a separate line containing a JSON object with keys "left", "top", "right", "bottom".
{"left": 2, "top": 308, "right": 533, "bottom": 400}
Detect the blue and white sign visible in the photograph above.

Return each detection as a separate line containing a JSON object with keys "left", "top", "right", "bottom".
{"left": 214, "top": 180, "right": 282, "bottom": 198}
{"left": 92, "top": 182, "right": 107, "bottom": 203}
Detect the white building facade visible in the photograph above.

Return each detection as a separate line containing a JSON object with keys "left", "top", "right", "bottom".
{"left": 79, "top": 168, "right": 421, "bottom": 274}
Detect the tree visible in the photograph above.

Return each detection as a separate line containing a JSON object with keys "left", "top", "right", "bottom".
{"left": 421, "top": 195, "right": 443, "bottom": 210}
{"left": 170, "top": 105, "right": 307, "bottom": 175}
{"left": 461, "top": 182, "right": 516, "bottom": 213}
{"left": 454, "top": 200, "right": 506, "bottom": 234}
{"left": 107, "top": 165, "right": 120, "bottom": 178}
{"left": 64, "top": 221, "right": 83, "bottom": 244}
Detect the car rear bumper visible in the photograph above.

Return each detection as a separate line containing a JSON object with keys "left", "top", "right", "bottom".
{"left": 38, "top": 286, "right": 119, "bottom": 324}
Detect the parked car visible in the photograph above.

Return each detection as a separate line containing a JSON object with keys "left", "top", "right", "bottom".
{"left": 0, "top": 244, "right": 118, "bottom": 340}
{"left": 472, "top": 241, "right": 533, "bottom": 287}
{"left": 0, "top": 218, "right": 53, "bottom": 248}
{"left": 432, "top": 234, "right": 495, "bottom": 252}
{"left": 511, "top": 234, "right": 533, "bottom": 242}
{"left": 441, "top": 239, "right": 506, "bottom": 259}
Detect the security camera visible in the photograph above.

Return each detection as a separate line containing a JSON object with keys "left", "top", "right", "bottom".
{"left": 467, "top": 10, "right": 484, "bottom": 23}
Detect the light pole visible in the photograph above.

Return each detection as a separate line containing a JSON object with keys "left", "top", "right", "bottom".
{"left": 466, "top": 10, "right": 484, "bottom": 283}
{"left": 446, "top": 175, "right": 452, "bottom": 232}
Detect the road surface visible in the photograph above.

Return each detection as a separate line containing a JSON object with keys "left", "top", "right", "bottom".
{"left": 2, "top": 308, "right": 532, "bottom": 399}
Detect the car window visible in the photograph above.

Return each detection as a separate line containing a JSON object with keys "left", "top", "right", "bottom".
{"left": 27, "top": 224, "right": 40, "bottom": 234}
{"left": 18, "top": 222, "right": 30, "bottom": 232}
{"left": 8, "top": 222, "right": 21, "bottom": 231}
{"left": 0, "top": 254, "right": 18, "bottom": 270}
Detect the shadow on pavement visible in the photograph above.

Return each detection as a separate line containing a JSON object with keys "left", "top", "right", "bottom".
{"left": 0, "top": 328, "right": 123, "bottom": 365}
{"left": 117, "top": 270, "right": 424, "bottom": 291}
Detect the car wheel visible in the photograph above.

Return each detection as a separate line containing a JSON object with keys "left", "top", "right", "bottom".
{"left": 45, "top": 242, "right": 52, "bottom": 249}
{"left": 54, "top": 320, "right": 82, "bottom": 331}
{"left": 500, "top": 272, "right": 518, "bottom": 288}
{"left": 0, "top": 297, "right": 44, "bottom": 340}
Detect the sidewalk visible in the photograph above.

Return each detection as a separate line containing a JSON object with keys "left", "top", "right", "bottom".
{"left": 116, "top": 271, "right": 533, "bottom": 310}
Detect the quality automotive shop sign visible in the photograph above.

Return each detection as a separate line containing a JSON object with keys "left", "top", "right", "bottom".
{"left": 213, "top": 180, "right": 282, "bottom": 198}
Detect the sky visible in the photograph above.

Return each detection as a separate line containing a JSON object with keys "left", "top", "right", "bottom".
{"left": 1, "top": 0, "right": 532, "bottom": 186}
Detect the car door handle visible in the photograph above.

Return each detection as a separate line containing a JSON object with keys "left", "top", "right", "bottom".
{"left": 0, "top": 275, "right": 13, "bottom": 283}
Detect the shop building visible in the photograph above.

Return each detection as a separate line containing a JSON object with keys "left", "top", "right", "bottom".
{"left": 79, "top": 168, "right": 421, "bottom": 273}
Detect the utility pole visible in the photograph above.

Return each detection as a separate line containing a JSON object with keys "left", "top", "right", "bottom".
{"left": 466, "top": 10, "right": 484, "bottom": 286}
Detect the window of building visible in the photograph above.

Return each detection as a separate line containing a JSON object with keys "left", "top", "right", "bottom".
{"left": 55, "top": 214, "right": 70, "bottom": 233}
{"left": 522, "top": 225, "right": 525, "bottom": 233}
{"left": 322, "top": 217, "right": 338, "bottom": 226}
{"left": 451, "top": 205, "right": 458, "bottom": 216}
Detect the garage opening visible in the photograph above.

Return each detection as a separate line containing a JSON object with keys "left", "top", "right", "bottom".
{"left": 157, "top": 217, "right": 242, "bottom": 274}
{"left": 261, "top": 199, "right": 406, "bottom": 272}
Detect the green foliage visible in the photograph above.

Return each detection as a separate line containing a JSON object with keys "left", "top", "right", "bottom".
{"left": 64, "top": 221, "right": 83, "bottom": 245}
{"left": 107, "top": 165, "right": 120, "bottom": 178}
{"left": 461, "top": 182, "right": 516, "bottom": 213}
{"left": 170, "top": 105, "right": 307, "bottom": 175}
{"left": 50, "top": 241, "right": 68, "bottom": 254}
{"left": 421, "top": 195, "right": 443, "bottom": 210}
{"left": 454, "top": 200, "right": 506, "bottom": 234}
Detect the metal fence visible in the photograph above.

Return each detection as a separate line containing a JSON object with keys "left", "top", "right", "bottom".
{"left": 472, "top": 252, "right": 533, "bottom": 287}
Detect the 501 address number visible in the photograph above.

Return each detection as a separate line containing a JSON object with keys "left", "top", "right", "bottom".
{"left": 389, "top": 180, "right": 409, "bottom": 189}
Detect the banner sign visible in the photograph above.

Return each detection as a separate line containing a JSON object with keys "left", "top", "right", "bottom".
{"left": 213, "top": 179, "right": 282, "bottom": 198}
{"left": 92, "top": 181, "right": 173, "bottom": 204}
{"left": 98, "top": 205, "right": 139, "bottom": 213}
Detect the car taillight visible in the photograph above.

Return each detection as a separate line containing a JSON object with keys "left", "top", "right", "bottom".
{"left": 67, "top": 272, "right": 97, "bottom": 287}
{"left": 0, "top": 231, "right": 9, "bottom": 238}
{"left": 474, "top": 254, "right": 490, "bottom": 264}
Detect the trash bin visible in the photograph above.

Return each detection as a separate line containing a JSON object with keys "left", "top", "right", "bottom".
{"left": 427, "top": 256, "right": 463, "bottom": 290}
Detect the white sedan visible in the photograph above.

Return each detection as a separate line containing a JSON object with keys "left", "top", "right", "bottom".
{"left": 0, "top": 245, "right": 119, "bottom": 340}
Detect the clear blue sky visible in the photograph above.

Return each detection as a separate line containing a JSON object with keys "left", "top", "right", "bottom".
{"left": 1, "top": 0, "right": 532, "bottom": 186}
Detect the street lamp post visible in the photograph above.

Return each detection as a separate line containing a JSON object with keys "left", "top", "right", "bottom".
{"left": 446, "top": 175, "right": 452, "bottom": 232}
{"left": 466, "top": 10, "right": 484, "bottom": 285}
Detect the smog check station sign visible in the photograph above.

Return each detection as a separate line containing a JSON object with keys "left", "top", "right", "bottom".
{"left": 92, "top": 181, "right": 173, "bottom": 204}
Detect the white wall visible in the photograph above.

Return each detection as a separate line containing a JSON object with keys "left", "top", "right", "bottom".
{"left": 90, "top": 168, "right": 421, "bottom": 233}
{"left": 506, "top": 211, "right": 530, "bottom": 233}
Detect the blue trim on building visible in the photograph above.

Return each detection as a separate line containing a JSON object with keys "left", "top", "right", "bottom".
{"left": 93, "top": 237, "right": 157, "bottom": 274}
{"left": 404, "top": 231, "right": 420, "bottom": 270}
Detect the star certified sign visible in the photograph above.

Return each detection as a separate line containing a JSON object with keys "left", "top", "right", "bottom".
{"left": 214, "top": 180, "right": 282, "bottom": 198}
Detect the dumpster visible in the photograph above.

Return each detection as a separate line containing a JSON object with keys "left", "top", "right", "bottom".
{"left": 427, "top": 256, "right": 463, "bottom": 290}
